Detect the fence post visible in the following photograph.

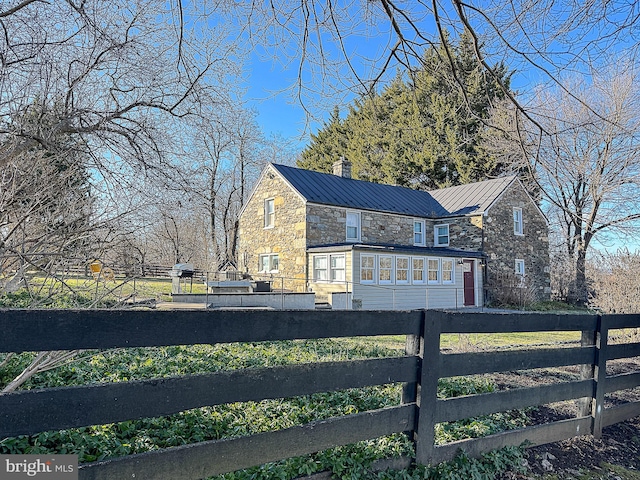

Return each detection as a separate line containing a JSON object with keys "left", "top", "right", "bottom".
{"left": 402, "top": 330, "right": 422, "bottom": 406}
{"left": 415, "top": 309, "right": 442, "bottom": 466}
{"left": 402, "top": 326, "right": 422, "bottom": 448}
{"left": 592, "top": 314, "right": 608, "bottom": 439}
{"left": 577, "top": 319, "right": 598, "bottom": 418}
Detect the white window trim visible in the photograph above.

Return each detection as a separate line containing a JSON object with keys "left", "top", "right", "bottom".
{"left": 396, "top": 256, "right": 410, "bottom": 284}
{"left": 378, "top": 255, "right": 394, "bottom": 285}
{"left": 442, "top": 258, "right": 455, "bottom": 285}
{"left": 346, "top": 211, "right": 361, "bottom": 242}
{"left": 413, "top": 220, "right": 425, "bottom": 246}
{"left": 513, "top": 207, "right": 524, "bottom": 236}
{"left": 259, "top": 253, "right": 279, "bottom": 273}
{"left": 434, "top": 224, "right": 450, "bottom": 247}
{"left": 360, "top": 254, "right": 376, "bottom": 284}
{"left": 330, "top": 254, "right": 346, "bottom": 282}
{"left": 515, "top": 259, "right": 525, "bottom": 276}
{"left": 312, "top": 255, "right": 328, "bottom": 282}
{"left": 313, "top": 254, "right": 346, "bottom": 283}
{"left": 264, "top": 198, "right": 275, "bottom": 229}
{"left": 412, "top": 256, "right": 426, "bottom": 284}
{"left": 428, "top": 257, "right": 441, "bottom": 284}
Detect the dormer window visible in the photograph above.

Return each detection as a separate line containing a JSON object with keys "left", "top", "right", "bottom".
{"left": 346, "top": 211, "right": 361, "bottom": 242}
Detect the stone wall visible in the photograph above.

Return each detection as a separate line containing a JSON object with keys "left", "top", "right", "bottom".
{"left": 238, "top": 167, "right": 307, "bottom": 292}
{"left": 307, "top": 204, "right": 417, "bottom": 246}
{"left": 483, "top": 181, "right": 551, "bottom": 301}
{"left": 441, "top": 216, "right": 483, "bottom": 251}
{"left": 306, "top": 203, "right": 484, "bottom": 251}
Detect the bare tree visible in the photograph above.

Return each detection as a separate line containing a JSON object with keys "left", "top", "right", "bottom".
{"left": 490, "top": 66, "right": 640, "bottom": 304}
{"left": 1, "top": 0, "right": 240, "bottom": 169}
{"left": 589, "top": 249, "right": 640, "bottom": 315}
{"left": 232, "top": 0, "right": 639, "bottom": 126}
{"left": 0, "top": 0, "right": 244, "bottom": 391}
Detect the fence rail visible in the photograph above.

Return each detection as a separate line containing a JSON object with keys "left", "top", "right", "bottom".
{"left": 1, "top": 309, "right": 640, "bottom": 479}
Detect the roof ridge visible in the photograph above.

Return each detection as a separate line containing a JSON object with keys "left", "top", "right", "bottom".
{"left": 270, "top": 164, "right": 512, "bottom": 218}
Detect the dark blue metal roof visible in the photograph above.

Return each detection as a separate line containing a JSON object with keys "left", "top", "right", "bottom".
{"left": 272, "top": 164, "right": 448, "bottom": 217}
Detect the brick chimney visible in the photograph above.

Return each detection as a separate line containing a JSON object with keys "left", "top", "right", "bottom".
{"left": 332, "top": 157, "right": 352, "bottom": 179}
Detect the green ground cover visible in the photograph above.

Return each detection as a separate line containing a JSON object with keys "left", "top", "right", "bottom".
{"left": 1, "top": 336, "right": 531, "bottom": 479}
{"left": 0, "top": 291, "right": 589, "bottom": 479}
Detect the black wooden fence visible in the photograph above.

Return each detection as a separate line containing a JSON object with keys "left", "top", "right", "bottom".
{"left": 1, "top": 309, "right": 640, "bottom": 479}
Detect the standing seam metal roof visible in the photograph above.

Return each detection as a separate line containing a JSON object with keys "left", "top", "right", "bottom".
{"left": 271, "top": 163, "right": 515, "bottom": 219}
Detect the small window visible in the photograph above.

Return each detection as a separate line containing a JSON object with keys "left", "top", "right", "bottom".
{"left": 428, "top": 258, "right": 440, "bottom": 284}
{"left": 396, "top": 256, "right": 409, "bottom": 284}
{"left": 259, "top": 253, "right": 279, "bottom": 273}
{"left": 412, "top": 257, "right": 425, "bottom": 284}
{"left": 330, "top": 254, "right": 345, "bottom": 282}
{"left": 360, "top": 254, "right": 375, "bottom": 284}
{"left": 442, "top": 259, "right": 455, "bottom": 284}
{"left": 513, "top": 208, "right": 523, "bottom": 235}
{"left": 346, "top": 211, "right": 361, "bottom": 242}
{"left": 313, "top": 255, "right": 328, "bottom": 281}
{"left": 264, "top": 198, "right": 275, "bottom": 228}
{"left": 413, "top": 220, "right": 425, "bottom": 246}
{"left": 434, "top": 224, "right": 449, "bottom": 247}
{"left": 379, "top": 255, "right": 393, "bottom": 284}
{"left": 515, "top": 259, "right": 525, "bottom": 277}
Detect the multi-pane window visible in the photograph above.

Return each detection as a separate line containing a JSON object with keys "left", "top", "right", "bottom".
{"left": 313, "top": 255, "right": 328, "bottom": 281}
{"left": 442, "top": 259, "right": 455, "bottom": 284}
{"left": 264, "top": 198, "right": 275, "bottom": 228}
{"left": 412, "top": 257, "right": 425, "bottom": 284}
{"left": 361, "top": 254, "right": 375, "bottom": 283}
{"left": 413, "top": 220, "right": 425, "bottom": 246}
{"left": 396, "top": 256, "right": 409, "bottom": 284}
{"left": 434, "top": 224, "right": 449, "bottom": 247}
{"left": 330, "top": 255, "right": 345, "bottom": 281}
{"left": 513, "top": 208, "right": 523, "bottom": 235}
{"left": 346, "top": 211, "right": 361, "bottom": 242}
{"left": 379, "top": 256, "right": 393, "bottom": 284}
{"left": 313, "top": 254, "right": 346, "bottom": 282}
{"left": 259, "top": 254, "right": 279, "bottom": 273}
{"left": 428, "top": 258, "right": 440, "bottom": 283}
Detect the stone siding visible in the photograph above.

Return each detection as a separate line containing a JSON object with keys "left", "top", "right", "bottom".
{"left": 440, "top": 216, "right": 483, "bottom": 251}
{"left": 306, "top": 203, "right": 484, "bottom": 252}
{"left": 483, "top": 182, "right": 551, "bottom": 301}
{"left": 306, "top": 204, "right": 415, "bottom": 246}
{"left": 238, "top": 167, "right": 307, "bottom": 292}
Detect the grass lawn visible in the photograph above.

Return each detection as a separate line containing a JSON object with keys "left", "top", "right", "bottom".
{"left": 16, "top": 275, "right": 208, "bottom": 306}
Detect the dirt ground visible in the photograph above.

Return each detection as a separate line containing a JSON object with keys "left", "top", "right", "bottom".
{"left": 492, "top": 357, "right": 640, "bottom": 479}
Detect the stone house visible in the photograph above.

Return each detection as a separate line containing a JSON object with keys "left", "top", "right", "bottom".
{"left": 237, "top": 160, "right": 550, "bottom": 309}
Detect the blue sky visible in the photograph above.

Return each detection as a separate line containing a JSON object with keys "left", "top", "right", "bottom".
{"left": 245, "top": 53, "right": 314, "bottom": 145}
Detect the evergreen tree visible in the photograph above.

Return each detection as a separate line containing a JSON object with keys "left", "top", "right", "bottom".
{"left": 298, "top": 106, "right": 349, "bottom": 172}
{"left": 298, "top": 31, "right": 512, "bottom": 189}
